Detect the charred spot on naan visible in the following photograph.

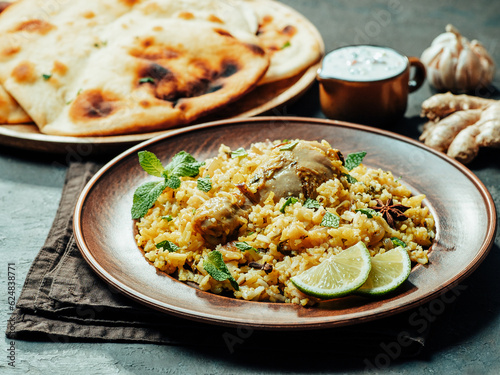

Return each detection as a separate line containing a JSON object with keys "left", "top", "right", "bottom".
{"left": 11, "top": 61, "right": 37, "bottom": 83}
{"left": 0, "top": 1, "right": 11, "bottom": 14}
{"left": 69, "top": 89, "right": 121, "bottom": 122}
{"left": 52, "top": 60, "right": 68, "bottom": 76}
{"left": 119, "top": 0, "right": 141, "bottom": 6}
{"left": 1, "top": 45, "right": 21, "bottom": 57}
{"left": 130, "top": 37, "right": 180, "bottom": 60}
{"left": 256, "top": 15, "right": 297, "bottom": 54}
{"left": 136, "top": 58, "right": 240, "bottom": 104}
{"left": 13, "top": 19, "right": 55, "bottom": 35}
{"left": 207, "top": 14, "right": 224, "bottom": 24}
{"left": 178, "top": 12, "right": 195, "bottom": 20}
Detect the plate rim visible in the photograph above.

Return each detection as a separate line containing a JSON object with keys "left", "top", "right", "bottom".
{"left": 73, "top": 116, "right": 497, "bottom": 330}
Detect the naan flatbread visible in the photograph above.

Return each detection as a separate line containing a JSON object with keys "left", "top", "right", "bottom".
{"left": 0, "top": 83, "right": 30, "bottom": 123}
{"left": 249, "top": 0, "right": 323, "bottom": 84}
{"left": 0, "top": 0, "right": 321, "bottom": 136}
{"left": 0, "top": 0, "right": 269, "bottom": 136}
{"left": 0, "top": 0, "right": 30, "bottom": 123}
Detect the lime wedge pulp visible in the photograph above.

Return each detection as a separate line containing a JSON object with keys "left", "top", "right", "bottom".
{"left": 356, "top": 246, "right": 412, "bottom": 296}
{"left": 290, "top": 242, "right": 372, "bottom": 299}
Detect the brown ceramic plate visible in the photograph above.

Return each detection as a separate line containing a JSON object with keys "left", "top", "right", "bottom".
{"left": 74, "top": 117, "right": 497, "bottom": 330}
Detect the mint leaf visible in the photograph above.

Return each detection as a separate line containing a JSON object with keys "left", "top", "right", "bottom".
{"left": 320, "top": 212, "right": 340, "bottom": 228}
{"left": 303, "top": 198, "right": 321, "bottom": 210}
{"left": 356, "top": 208, "right": 377, "bottom": 218}
{"left": 280, "top": 140, "right": 299, "bottom": 151}
{"left": 344, "top": 173, "right": 358, "bottom": 184}
{"left": 391, "top": 237, "right": 406, "bottom": 248}
{"left": 203, "top": 250, "right": 239, "bottom": 290}
{"left": 280, "top": 197, "right": 298, "bottom": 213}
{"left": 138, "top": 151, "right": 165, "bottom": 177}
{"left": 156, "top": 240, "right": 179, "bottom": 252}
{"left": 133, "top": 150, "right": 204, "bottom": 218}
{"left": 344, "top": 151, "right": 367, "bottom": 171}
{"left": 234, "top": 242, "right": 256, "bottom": 252}
{"left": 165, "top": 175, "right": 181, "bottom": 189}
{"left": 131, "top": 180, "right": 167, "bottom": 219}
{"left": 165, "top": 151, "right": 204, "bottom": 178}
{"left": 197, "top": 177, "right": 212, "bottom": 192}
{"left": 231, "top": 147, "right": 248, "bottom": 158}
{"left": 139, "top": 77, "right": 155, "bottom": 84}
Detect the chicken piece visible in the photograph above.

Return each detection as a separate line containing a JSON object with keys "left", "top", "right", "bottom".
{"left": 193, "top": 140, "right": 343, "bottom": 244}
{"left": 192, "top": 194, "right": 249, "bottom": 245}
{"left": 243, "top": 140, "right": 341, "bottom": 202}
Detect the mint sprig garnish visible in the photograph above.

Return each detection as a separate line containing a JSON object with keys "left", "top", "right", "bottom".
{"left": 344, "top": 151, "right": 367, "bottom": 171}
{"left": 138, "top": 151, "right": 164, "bottom": 177}
{"left": 234, "top": 241, "right": 257, "bottom": 252}
{"left": 356, "top": 208, "right": 377, "bottom": 218}
{"left": 131, "top": 150, "right": 204, "bottom": 219}
{"left": 303, "top": 198, "right": 321, "bottom": 210}
{"left": 320, "top": 212, "right": 340, "bottom": 228}
{"left": 163, "top": 151, "right": 204, "bottom": 179}
{"left": 203, "top": 250, "right": 239, "bottom": 290}
{"left": 197, "top": 176, "right": 212, "bottom": 192}
{"left": 156, "top": 240, "right": 179, "bottom": 252}
{"left": 131, "top": 180, "right": 168, "bottom": 219}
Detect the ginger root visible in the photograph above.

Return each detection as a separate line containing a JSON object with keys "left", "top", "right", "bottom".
{"left": 420, "top": 92, "right": 500, "bottom": 163}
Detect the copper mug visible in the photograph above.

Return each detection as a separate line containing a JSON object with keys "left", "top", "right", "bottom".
{"left": 317, "top": 45, "right": 426, "bottom": 126}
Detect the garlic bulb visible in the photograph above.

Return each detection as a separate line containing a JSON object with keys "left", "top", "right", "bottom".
{"left": 421, "top": 24, "right": 495, "bottom": 92}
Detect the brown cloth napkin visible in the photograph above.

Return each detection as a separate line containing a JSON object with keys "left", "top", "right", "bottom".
{"left": 6, "top": 161, "right": 433, "bottom": 361}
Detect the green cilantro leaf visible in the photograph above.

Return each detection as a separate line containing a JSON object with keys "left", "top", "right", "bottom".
{"left": 165, "top": 151, "right": 204, "bottom": 178}
{"left": 138, "top": 151, "right": 165, "bottom": 177}
{"left": 234, "top": 242, "right": 256, "bottom": 252}
{"left": 155, "top": 240, "right": 179, "bottom": 252}
{"left": 203, "top": 250, "right": 239, "bottom": 290}
{"left": 344, "top": 173, "right": 358, "bottom": 184}
{"left": 231, "top": 147, "right": 248, "bottom": 159}
{"left": 42, "top": 73, "right": 52, "bottom": 80}
{"left": 165, "top": 175, "right": 181, "bottom": 190}
{"left": 303, "top": 198, "right": 321, "bottom": 210}
{"left": 280, "top": 197, "right": 298, "bottom": 213}
{"left": 161, "top": 215, "right": 173, "bottom": 221}
{"left": 197, "top": 176, "right": 212, "bottom": 192}
{"left": 280, "top": 140, "right": 299, "bottom": 151}
{"left": 391, "top": 237, "right": 407, "bottom": 248}
{"left": 344, "top": 151, "right": 367, "bottom": 171}
{"left": 356, "top": 208, "right": 377, "bottom": 218}
{"left": 320, "top": 212, "right": 340, "bottom": 228}
{"left": 139, "top": 77, "right": 155, "bottom": 84}
{"left": 131, "top": 180, "right": 167, "bottom": 219}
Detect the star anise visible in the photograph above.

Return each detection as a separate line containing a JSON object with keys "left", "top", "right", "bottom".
{"left": 372, "top": 198, "right": 410, "bottom": 228}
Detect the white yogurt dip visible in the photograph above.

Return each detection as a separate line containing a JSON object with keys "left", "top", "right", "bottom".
{"left": 319, "top": 45, "right": 407, "bottom": 82}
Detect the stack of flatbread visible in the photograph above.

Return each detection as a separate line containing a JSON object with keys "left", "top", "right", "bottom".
{"left": 0, "top": 0, "right": 322, "bottom": 136}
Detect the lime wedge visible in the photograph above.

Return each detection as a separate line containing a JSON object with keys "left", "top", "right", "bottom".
{"left": 356, "top": 246, "right": 411, "bottom": 296}
{"left": 290, "top": 242, "right": 371, "bottom": 299}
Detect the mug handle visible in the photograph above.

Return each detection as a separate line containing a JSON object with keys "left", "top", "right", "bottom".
{"left": 408, "top": 56, "right": 426, "bottom": 93}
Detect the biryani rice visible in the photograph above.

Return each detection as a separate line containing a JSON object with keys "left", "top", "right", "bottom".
{"left": 135, "top": 140, "right": 435, "bottom": 306}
